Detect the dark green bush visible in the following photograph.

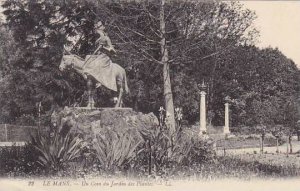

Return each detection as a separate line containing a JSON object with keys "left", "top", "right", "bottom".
{"left": 30, "top": 130, "right": 87, "bottom": 174}
{"left": 92, "top": 128, "right": 143, "bottom": 174}
{"left": 0, "top": 144, "right": 41, "bottom": 177}
{"left": 132, "top": 124, "right": 216, "bottom": 177}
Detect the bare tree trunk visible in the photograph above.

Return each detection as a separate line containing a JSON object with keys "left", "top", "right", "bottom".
{"left": 160, "top": 0, "right": 175, "bottom": 133}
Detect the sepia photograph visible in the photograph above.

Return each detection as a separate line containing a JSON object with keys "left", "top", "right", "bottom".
{"left": 0, "top": 0, "right": 300, "bottom": 190}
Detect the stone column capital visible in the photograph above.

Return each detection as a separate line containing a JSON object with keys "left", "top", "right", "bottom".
{"left": 200, "top": 91, "right": 206, "bottom": 96}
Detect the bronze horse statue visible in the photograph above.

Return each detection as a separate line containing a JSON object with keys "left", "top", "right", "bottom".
{"left": 59, "top": 54, "right": 129, "bottom": 108}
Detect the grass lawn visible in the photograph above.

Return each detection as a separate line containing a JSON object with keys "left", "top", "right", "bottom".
{"left": 233, "top": 153, "right": 300, "bottom": 169}
{"left": 210, "top": 134, "right": 279, "bottom": 149}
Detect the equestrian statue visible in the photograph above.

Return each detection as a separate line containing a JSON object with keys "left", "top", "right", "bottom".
{"left": 59, "top": 22, "right": 129, "bottom": 108}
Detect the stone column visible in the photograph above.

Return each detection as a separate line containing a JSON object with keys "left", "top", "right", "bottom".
{"left": 199, "top": 91, "right": 207, "bottom": 135}
{"left": 224, "top": 102, "right": 230, "bottom": 134}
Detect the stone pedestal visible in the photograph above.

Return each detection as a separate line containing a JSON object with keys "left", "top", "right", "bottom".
{"left": 199, "top": 91, "right": 207, "bottom": 135}
{"left": 51, "top": 107, "right": 159, "bottom": 141}
{"left": 224, "top": 103, "right": 230, "bottom": 134}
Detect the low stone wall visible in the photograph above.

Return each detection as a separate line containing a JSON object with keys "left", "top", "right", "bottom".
{"left": 207, "top": 125, "right": 225, "bottom": 134}
{"left": 0, "top": 124, "right": 39, "bottom": 142}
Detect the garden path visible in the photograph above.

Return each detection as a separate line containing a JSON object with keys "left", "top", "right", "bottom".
{"left": 216, "top": 140, "right": 300, "bottom": 156}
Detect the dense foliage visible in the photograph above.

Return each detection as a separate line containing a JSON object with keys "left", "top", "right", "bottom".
{"left": 2, "top": 143, "right": 300, "bottom": 179}
{"left": 0, "top": 144, "right": 41, "bottom": 177}
{"left": 211, "top": 46, "right": 300, "bottom": 128}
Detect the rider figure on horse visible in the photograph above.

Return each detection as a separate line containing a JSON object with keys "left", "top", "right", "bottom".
{"left": 93, "top": 21, "right": 116, "bottom": 55}
{"left": 91, "top": 21, "right": 116, "bottom": 89}
{"left": 60, "top": 21, "right": 128, "bottom": 108}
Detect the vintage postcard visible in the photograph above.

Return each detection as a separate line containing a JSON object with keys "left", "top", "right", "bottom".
{"left": 0, "top": 0, "right": 300, "bottom": 190}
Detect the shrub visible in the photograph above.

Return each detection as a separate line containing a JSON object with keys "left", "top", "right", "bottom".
{"left": 187, "top": 135, "right": 216, "bottom": 165}
{"left": 138, "top": 125, "right": 189, "bottom": 175}
{"left": 0, "top": 144, "right": 41, "bottom": 177}
{"left": 136, "top": 122, "right": 216, "bottom": 176}
{"left": 139, "top": 107, "right": 215, "bottom": 176}
{"left": 30, "top": 130, "right": 87, "bottom": 174}
{"left": 92, "top": 128, "right": 142, "bottom": 173}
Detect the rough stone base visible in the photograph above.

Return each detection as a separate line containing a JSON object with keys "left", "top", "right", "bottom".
{"left": 51, "top": 107, "right": 159, "bottom": 141}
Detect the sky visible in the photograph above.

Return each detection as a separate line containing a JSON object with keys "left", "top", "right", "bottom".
{"left": 242, "top": 1, "right": 300, "bottom": 67}
{"left": 0, "top": 1, "right": 299, "bottom": 66}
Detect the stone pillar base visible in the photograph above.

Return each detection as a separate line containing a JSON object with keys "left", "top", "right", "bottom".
{"left": 223, "top": 126, "right": 230, "bottom": 134}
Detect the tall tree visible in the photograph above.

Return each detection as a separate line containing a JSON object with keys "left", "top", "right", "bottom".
{"left": 211, "top": 46, "right": 300, "bottom": 127}
{"left": 88, "top": 0, "right": 257, "bottom": 129}
{"left": 1, "top": 0, "right": 85, "bottom": 124}
{"left": 159, "top": 0, "right": 175, "bottom": 131}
